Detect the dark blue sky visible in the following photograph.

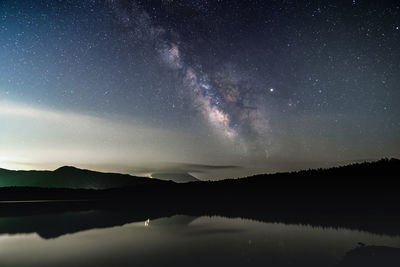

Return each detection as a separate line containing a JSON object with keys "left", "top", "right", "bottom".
{"left": 1, "top": 0, "right": 399, "bottom": 178}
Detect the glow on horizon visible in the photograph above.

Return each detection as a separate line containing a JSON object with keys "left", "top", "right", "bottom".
{"left": 0, "top": 156, "right": 35, "bottom": 171}
{"left": 0, "top": 100, "right": 183, "bottom": 171}
{"left": 0, "top": 100, "right": 245, "bottom": 178}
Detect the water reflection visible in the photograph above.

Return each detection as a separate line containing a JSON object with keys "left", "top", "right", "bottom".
{"left": 0, "top": 207, "right": 399, "bottom": 267}
{"left": 337, "top": 245, "right": 400, "bottom": 266}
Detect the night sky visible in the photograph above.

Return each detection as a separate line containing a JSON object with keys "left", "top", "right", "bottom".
{"left": 1, "top": 0, "right": 399, "bottom": 179}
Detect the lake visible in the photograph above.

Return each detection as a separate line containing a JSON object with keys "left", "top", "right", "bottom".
{"left": 0, "top": 208, "right": 399, "bottom": 267}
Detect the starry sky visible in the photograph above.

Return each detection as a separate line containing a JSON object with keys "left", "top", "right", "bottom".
{"left": 1, "top": 0, "right": 399, "bottom": 179}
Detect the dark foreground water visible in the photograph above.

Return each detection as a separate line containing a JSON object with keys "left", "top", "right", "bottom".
{"left": 0, "top": 207, "right": 399, "bottom": 267}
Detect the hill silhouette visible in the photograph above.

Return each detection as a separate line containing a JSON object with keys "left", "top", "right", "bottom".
{"left": 0, "top": 158, "right": 399, "bottom": 201}
{"left": 204, "top": 157, "right": 400, "bottom": 192}
{"left": 0, "top": 166, "right": 173, "bottom": 189}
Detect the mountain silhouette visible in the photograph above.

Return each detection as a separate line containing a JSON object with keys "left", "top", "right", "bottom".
{"left": 151, "top": 172, "right": 200, "bottom": 183}
{"left": 0, "top": 158, "right": 399, "bottom": 192}
{"left": 0, "top": 166, "right": 172, "bottom": 189}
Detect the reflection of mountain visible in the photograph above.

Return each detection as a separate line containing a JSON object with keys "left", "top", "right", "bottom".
{"left": 0, "top": 210, "right": 140, "bottom": 239}
{"left": 0, "top": 206, "right": 175, "bottom": 239}
{"left": 151, "top": 172, "right": 199, "bottom": 183}
{"left": 0, "top": 208, "right": 195, "bottom": 239}
{"left": 0, "top": 166, "right": 172, "bottom": 189}
{"left": 1, "top": 202, "right": 400, "bottom": 239}
{"left": 337, "top": 245, "right": 400, "bottom": 266}
{"left": 150, "top": 215, "right": 197, "bottom": 227}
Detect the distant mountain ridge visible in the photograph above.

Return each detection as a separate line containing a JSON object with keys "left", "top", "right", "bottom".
{"left": 0, "top": 158, "right": 399, "bottom": 190}
{"left": 0, "top": 166, "right": 173, "bottom": 189}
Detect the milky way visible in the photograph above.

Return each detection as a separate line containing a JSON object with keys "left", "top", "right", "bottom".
{"left": 1, "top": 0, "right": 399, "bottom": 178}
{"left": 108, "top": 0, "right": 269, "bottom": 143}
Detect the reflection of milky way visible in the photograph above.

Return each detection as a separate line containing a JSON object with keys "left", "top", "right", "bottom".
{"left": 108, "top": 0, "right": 269, "bottom": 143}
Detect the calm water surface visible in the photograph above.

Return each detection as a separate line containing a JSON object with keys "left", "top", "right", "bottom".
{"left": 0, "top": 212, "right": 399, "bottom": 266}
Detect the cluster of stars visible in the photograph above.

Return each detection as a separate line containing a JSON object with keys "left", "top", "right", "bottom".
{"left": 0, "top": 0, "right": 399, "bottom": 171}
